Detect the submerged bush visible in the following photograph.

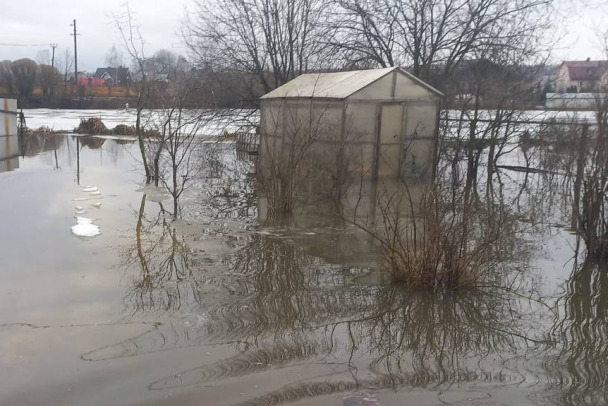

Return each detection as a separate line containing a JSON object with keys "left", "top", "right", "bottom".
{"left": 25, "top": 126, "right": 57, "bottom": 135}
{"left": 113, "top": 124, "right": 136, "bottom": 135}
{"left": 75, "top": 117, "right": 108, "bottom": 134}
{"left": 368, "top": 182, "right": 517, "bottom": 289}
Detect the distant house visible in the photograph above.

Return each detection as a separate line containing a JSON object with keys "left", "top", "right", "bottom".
{"left": 556, "top": 60, "right": 608, "bottom": 93}
{"left": 93, "top": 67, "right": 131, "bottom": 86}
{"left": 75, "top": 71, "right": 105, "bottom": 87}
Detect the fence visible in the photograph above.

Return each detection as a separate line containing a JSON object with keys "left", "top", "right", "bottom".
{"left": 235, "top": 132, "right": 259, "bottom": 155}
{"left": 546, "top": 93, "right": 607, "bottom": 110}
{"left": 0, "top": 98, "right": 19, "bottom": 173}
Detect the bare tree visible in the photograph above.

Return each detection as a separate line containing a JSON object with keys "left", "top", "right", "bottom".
{"left": 184, "top": 0, "right": 330, "bottom": 100}
{"left": 11, "top": 58, "right": 38, "bottom": 102}
{"left": 58, "top": 49, "right": 74, "bottom": 83}
{"left": 105, "top": 44, "right": 124, "bottom": 68}
{"left": 35, "top": 50, "right": 51, "bottom": 66}
{"left": 144, "top": 49, "right": 178, "bottom": 77}
{"left": 331, "top": 0, "right": 554, "bottom": 85}
{"left": 38, "top": 64, "right": 60, "bottom": 98}
{"left": 113, "top": 2, "right": 152, "bottom": 182}
{"left": 597, "top": 25, "right": 608, "bottom": 59}
{"left": 154, "top": 74, "right": 212, "bottom": 220}
{"left": 0, "top": 60, "right": 14, "bottom": 97}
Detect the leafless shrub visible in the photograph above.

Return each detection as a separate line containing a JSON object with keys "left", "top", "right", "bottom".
{"left": 75, "top": 117, "right": 107, "bottom": 134}
{"left": 112, "top": 2, "right": 152, "bottom": 181}
{"left": 353, "top": 176, "right": 517, "bottom": 288}
{"left": 155, "top": 106, "right": 209, "bottom": 220}
{"left": 258, "top": 99, "right": 337, "bottom": 219}
{"left": 575, "top": 98, "right": 608, "bottom": 260}
{"left": 112, "top": 124, "right": 137, "bottom": 136}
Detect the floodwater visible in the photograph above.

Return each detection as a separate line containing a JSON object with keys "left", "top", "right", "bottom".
{"left": 1, "top": 112, "right": 607, "bottom": 406}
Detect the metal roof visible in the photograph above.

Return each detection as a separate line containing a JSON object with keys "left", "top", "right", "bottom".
{"left": 260, "top": 67, "right": 443, "bottom": 100}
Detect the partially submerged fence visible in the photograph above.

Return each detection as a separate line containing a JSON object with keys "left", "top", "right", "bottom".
{"left": 0, "top": 98, "right": 19, "bottom": 173}
{"left": 235, "top": 132, "right": 259, "bottom": 155}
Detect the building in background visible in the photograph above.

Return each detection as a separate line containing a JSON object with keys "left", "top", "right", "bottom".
{"left": 556, "top": 59, "right": 608, "bottom": 93}
{"left": 92, "top": 67, "right": 131, "bottom": 87}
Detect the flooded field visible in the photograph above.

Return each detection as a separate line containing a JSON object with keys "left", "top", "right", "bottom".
{"left": 1, "top": 110, "right": 607, "bottom": 406}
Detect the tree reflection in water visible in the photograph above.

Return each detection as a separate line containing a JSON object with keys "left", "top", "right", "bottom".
{"left": 144, "top": 232, "right": 544, "bottom": 403}
{"left": 121, "top": 194, "right": 203, "bottom": 314}
{"left": 546, "top": 255, "right": 608, "bottom": 406}
{"left": 89, "top": 136, "right": 580, "bottom": 404}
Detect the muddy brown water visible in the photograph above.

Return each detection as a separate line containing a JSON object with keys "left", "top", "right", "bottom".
{"left": 0, "top": 132, "right": 607, "bottom": 405}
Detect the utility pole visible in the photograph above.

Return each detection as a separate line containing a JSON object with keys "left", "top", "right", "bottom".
{"left": 50, "top": 43, "right": 58, "bottom": 70}
{"left": 50, "top": 43, "right": 58, "bottom": 98}
{"left": 70, "top": 19, "right": 79, "bottom": 83}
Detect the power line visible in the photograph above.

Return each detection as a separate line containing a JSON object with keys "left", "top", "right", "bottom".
{"left": 0, "top": 42, "right": 49, "bottom": 47}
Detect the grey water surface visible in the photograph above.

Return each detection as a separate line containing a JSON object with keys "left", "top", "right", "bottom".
{"left": 0, "top": 120, "right": 606, "bottom": 406}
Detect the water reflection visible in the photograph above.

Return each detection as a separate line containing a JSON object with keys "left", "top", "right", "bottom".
{"left": 138, "top": 233, "right": 543, "bottom": 402}
{"left": 121, "top": 194, "right": 204, "bottom": 313}
{"left": 78, "top": 136, "right": 106, "bottom": 150}
{"left": 11, "top": 119, "right": 607, "bottom": 405}
{"left": 547, "top": 257, "right": 608, "bottom": 405}
{"left": 20, "top": 132, "right": 65, "bottom": 158}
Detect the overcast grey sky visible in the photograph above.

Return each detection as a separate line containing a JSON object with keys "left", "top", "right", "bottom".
{"left": 0, "top": 0, "right": 606, "bottom": 72}
{"left": 0, "top": 0, "right": 190, "bottom": 72}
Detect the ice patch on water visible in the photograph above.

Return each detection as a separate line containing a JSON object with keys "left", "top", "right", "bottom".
{"left": 140, "top": 185, "right": 170, "bottom": 202}
{"left": 73, "top": 197, "right": 88, "bottom": 201}
{"left": 75, "top": 205, "right": 84, "bottom": 210}
{"left": 92, "top": 202, "right": 102, "bottom": 208}
{"left": 71, "top": 217, "right": 101, "bottom": 237}
{"left": 89, "top": 191, "right": 102, "bottom": 196}
{"left": 82, "top": 186, "right": 98, "bottom": 192}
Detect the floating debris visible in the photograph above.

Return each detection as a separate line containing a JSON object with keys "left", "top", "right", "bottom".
{"left": 71, "top": 217, "right": 101, "bottom": 237}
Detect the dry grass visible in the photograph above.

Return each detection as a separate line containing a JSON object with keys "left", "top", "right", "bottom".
{"left": 24, "top": 126, "right": 58, "bottom": 135}
{"left": 113, "top": 124, "right": 137, "bottom": 135}
{"left": 75, "top": 117, "right": 108, "bottom": 134}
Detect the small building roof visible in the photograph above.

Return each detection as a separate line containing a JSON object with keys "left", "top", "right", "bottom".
{"left": 562, "top": 60, "right": 608, "bottom": 81}
{"left": 261, "top": 67, "right": 443, "bottom": 100}
{"left": 93, "top": 67, "right": 131, "bottom": 82}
